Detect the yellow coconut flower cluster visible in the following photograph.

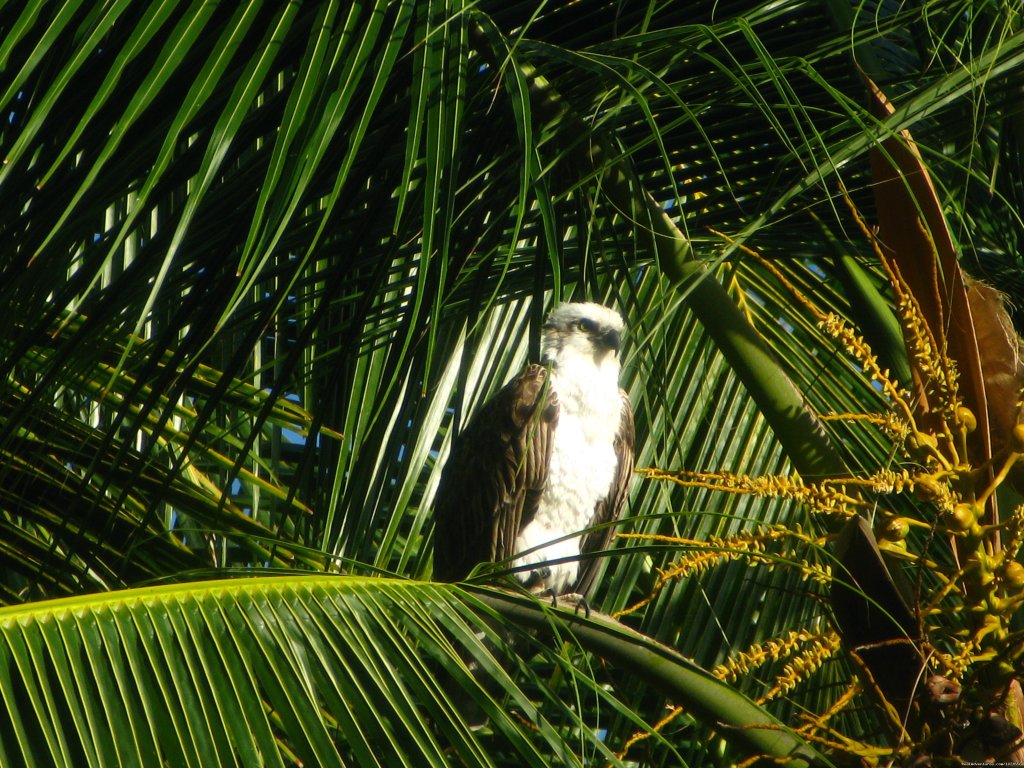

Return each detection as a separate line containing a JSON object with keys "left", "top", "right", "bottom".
{"left": 637, "top": 467, "right": 861, "bottom": 517}
{"left": 820, "top": 411, "right": 911, "bottom": 441}
{"left": 711, "top": 629, "right": 839, "bottom": 689}
{"left": 760, "top": 631, "right": 842, "bottom": 702}
{"left": 613, "top": 525, "right": 830, "bottom": 617}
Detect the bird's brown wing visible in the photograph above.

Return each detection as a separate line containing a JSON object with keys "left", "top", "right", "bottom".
{"left": 433, "top": 364, "right": 558, "bottom": 582}
{"left": 575, "top": 389, "right": 635, "bottom": 596}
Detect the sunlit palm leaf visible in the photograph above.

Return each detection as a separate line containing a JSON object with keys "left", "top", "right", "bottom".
{"left": 0, "top": 577, "right": 824, "bottom": 767}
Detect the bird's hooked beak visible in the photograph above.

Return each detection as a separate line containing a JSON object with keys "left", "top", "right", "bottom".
{"left": 601, "top": 327, "right": 622, "bottom": 355}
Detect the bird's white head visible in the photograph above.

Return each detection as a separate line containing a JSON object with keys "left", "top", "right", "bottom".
{"left": 541, "top": 302, "right": 624, "bottom": 373}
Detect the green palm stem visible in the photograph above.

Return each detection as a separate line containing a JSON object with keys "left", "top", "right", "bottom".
{"left": 469, "top": 586, "right": 829, "bottom": 767}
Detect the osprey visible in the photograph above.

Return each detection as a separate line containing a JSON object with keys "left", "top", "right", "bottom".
{"left": 434, "top": 302, "right": 634, "bottom": 597}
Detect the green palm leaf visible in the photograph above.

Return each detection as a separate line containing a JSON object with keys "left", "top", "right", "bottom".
{"left": 0, "top": 577, "right": 823, "bottom": 767}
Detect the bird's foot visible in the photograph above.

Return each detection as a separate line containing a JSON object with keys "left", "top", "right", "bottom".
{"left": 525, "top": 568, "right": 563, "bottom": 609}
{"left": 529, "top": 587, "right": 590, "bottom": 617}
{"left": 557, "top": 592, "right": 591, "bottom": 618}
{"left": 524, "top": 568, "right": 589, "bottom": 616}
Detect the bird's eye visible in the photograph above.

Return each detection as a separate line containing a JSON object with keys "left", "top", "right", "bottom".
{"left": 576, "top": 319, "right": 597, "bottom": 333}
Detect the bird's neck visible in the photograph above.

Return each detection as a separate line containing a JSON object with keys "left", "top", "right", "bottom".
{"left": 549, "top": 350, "right": 620, "bottom": 414}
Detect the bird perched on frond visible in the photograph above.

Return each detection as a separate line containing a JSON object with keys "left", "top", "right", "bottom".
{"left": 433, "top": 302, "right": 634, "bottom": 600}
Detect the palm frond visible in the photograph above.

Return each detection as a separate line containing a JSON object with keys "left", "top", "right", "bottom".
{"left": 0, "top": 576, "right": 824, "bottom": 767}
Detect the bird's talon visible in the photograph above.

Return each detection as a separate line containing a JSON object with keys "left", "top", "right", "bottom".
{"left": 575, "top": 596, "right": 591, "bottom": 618}
{"left": 557, "top": 592, "right": 590, "bottom": 618}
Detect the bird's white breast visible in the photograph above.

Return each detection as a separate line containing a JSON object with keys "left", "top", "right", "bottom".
{"left": 513, "top": 353, "right": 623, "bottom": 593}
